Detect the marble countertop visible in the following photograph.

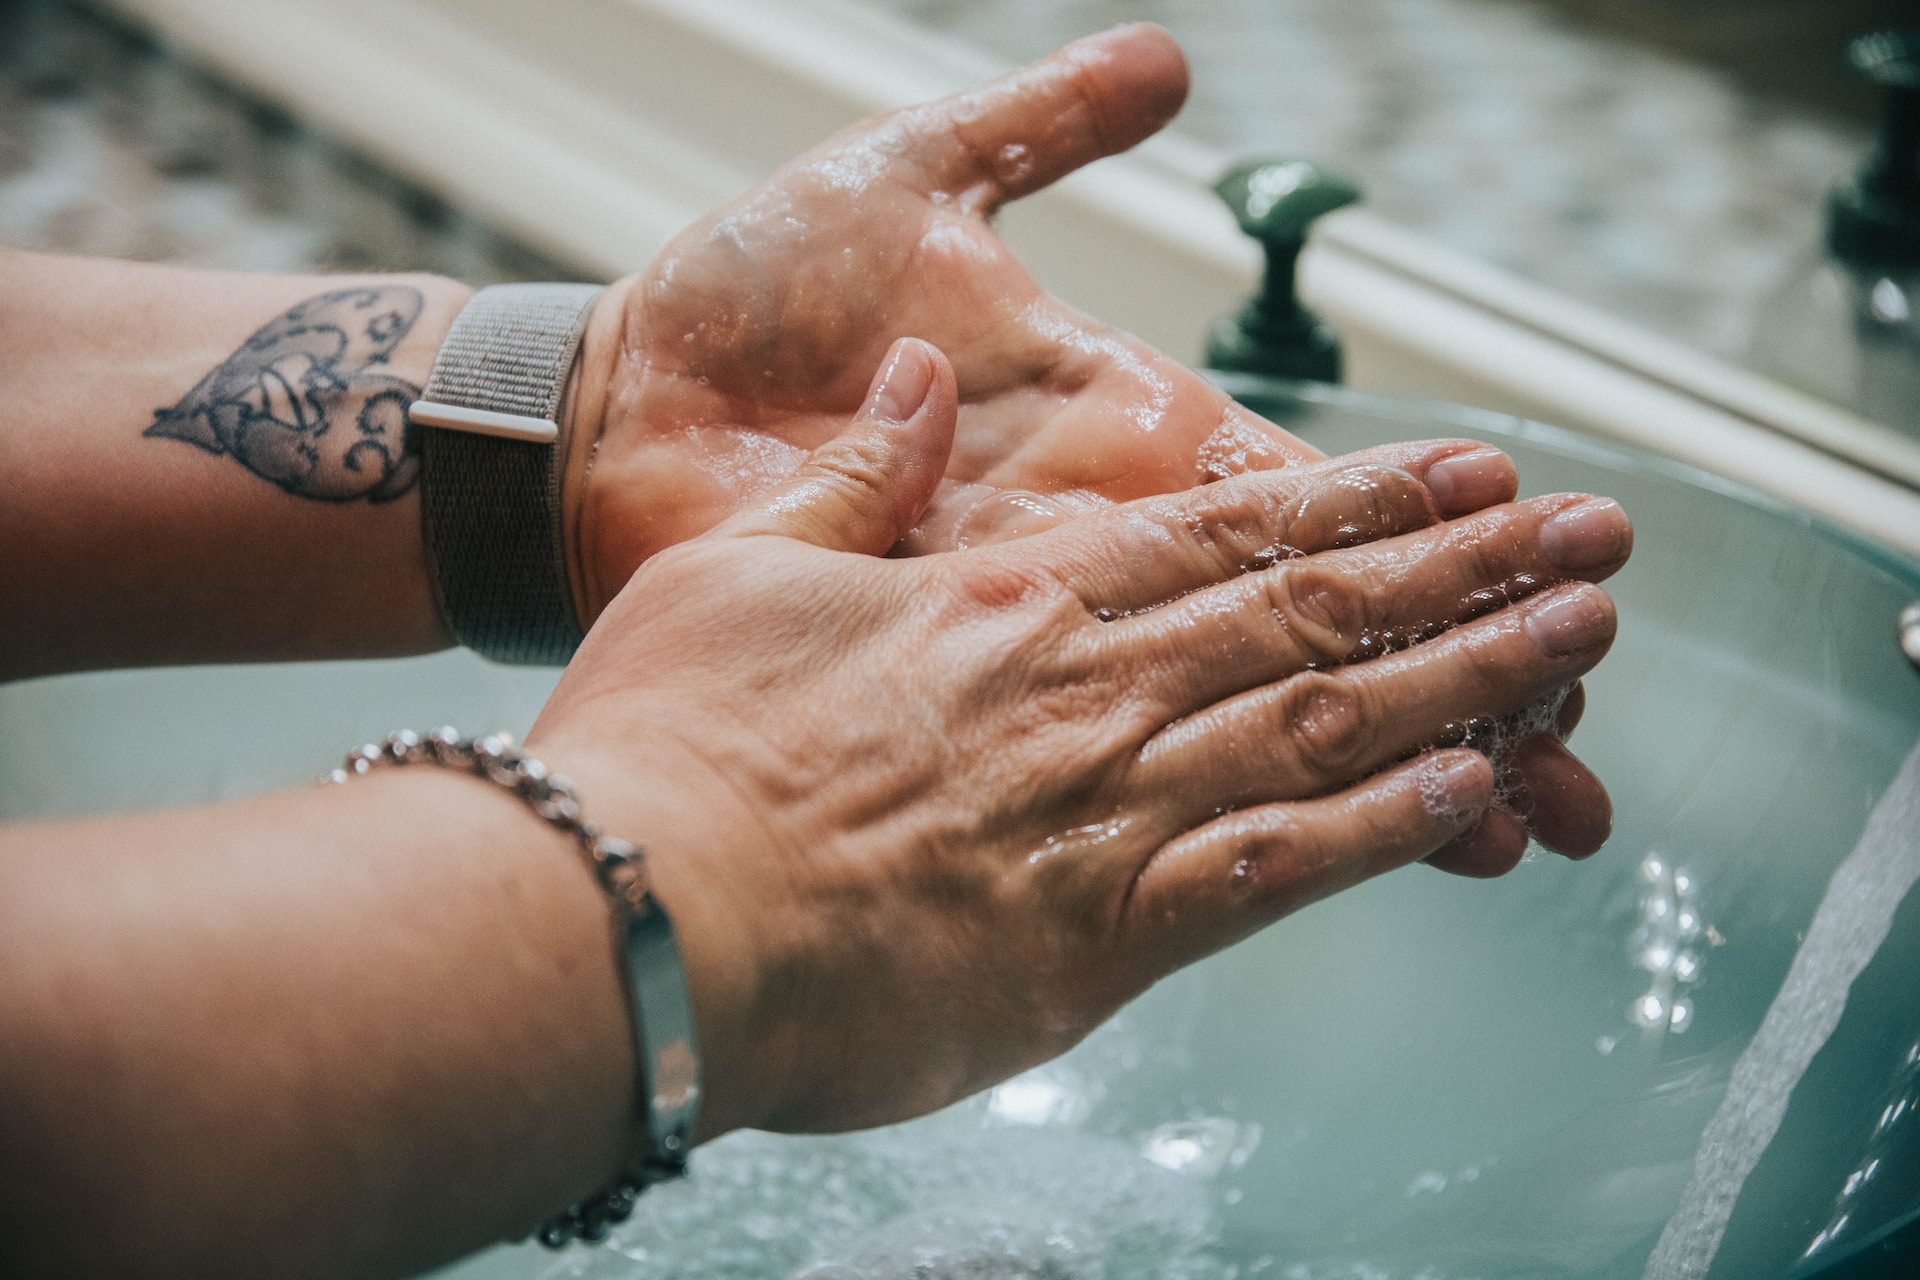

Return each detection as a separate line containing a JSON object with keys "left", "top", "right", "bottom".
{"left": 0, "top": 0, "right": 576, "bottom": 284}
{"left": 1, "top": 0, "right": 1876, "bottom": 365}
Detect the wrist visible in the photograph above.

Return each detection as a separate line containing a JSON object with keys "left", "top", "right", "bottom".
{"left": 558, "top": 276, "right": 642, "bottom": 631}
{"left": 525, "top": 715, "right": 798, "bottom": 1145}
{"left": 395, "top": 276, "right": 477, "bottom": 650}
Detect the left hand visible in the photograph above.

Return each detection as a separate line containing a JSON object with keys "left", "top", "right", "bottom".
{"left": 560, "top": 23, "right": 1319, "bottom": 622}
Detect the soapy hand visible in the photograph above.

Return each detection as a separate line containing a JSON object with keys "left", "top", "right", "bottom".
{"left": 556, "top": 22, "right": 1608, "bottom": 892}
{"left": 529, "top": 339, "right": 1630, "bottom": 1139}
{"left": 561, "top": 23, "right": 1313, "bottom": 617}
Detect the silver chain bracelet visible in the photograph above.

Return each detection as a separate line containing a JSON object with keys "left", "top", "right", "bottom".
{"left": 325, "top": 728, "right": 701, "bottom": 1248}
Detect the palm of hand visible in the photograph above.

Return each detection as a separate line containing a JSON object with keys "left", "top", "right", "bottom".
{"left": 570, "top": 26, "right": 1315, "bottom": 619}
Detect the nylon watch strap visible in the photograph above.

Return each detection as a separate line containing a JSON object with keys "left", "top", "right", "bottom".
{"left": 413, "top": 283, "right": 604, "bottom": 665}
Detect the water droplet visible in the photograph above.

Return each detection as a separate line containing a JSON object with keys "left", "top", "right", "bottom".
{"left": 1669, "top": 997, "right": 1694, "bottom": 1033}
{"left": 1140, "top": 1117, "right": 1243, "bottom": 1177}
{"left": 1596, "top": 1034, "right": 1618, "bottom": 1055}
{"left": 1870, "top": 277, "right": 1910, "bottom": 324}
{"left": 994, "top": 142, "right": 1034, "bottom": 185}
{"left": 952, "top": 488, "right": 1071, "bottom": 549}
{"left": 1638, "top": 941, "right": 1677, "bottom": 974}
{"left": 986, "top": 1065, "right": 1098, "bottom": 1127}
{"left": 1631, "top": 992, "right": 1668, "bottom": 1028}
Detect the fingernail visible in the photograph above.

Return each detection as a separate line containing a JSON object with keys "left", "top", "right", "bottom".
{"left": 1524, "top": 584, "right": 1612, "bottom": 658}
{"left": 1540, "top": 497, "right": 1630, "bottom": 573}
{"left": 1424, "top": 448, "right": 1510, "bottom": 514}
{"left": 865, "top": 339, "right": 935, "bottom": 424}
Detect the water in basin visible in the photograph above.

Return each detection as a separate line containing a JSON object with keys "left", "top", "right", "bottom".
{"left": 4, "top": 381, "right": 1917, "bottom": 1280}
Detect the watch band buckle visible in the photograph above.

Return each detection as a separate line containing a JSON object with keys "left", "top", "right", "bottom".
{"left": 409, "top": 399, "right": 559, "bottom": 444}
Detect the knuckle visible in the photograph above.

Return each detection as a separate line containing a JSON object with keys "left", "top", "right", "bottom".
{"left": 944, "top": 555, "right": 1069, "bottom": 617}
{"left": 808, "top": 436, "right": 891, "bottom": 502}
{"left": 1303, "top": 464, "right": 1428, "bottom": 549}
{"left": 1237, "top": 814, "right": 1317, "bottom": 888}
{"left": 1441, "top": 514, "right": 1515, "bottom": 592}
{"left": 1278, "top": 672, "right": 1375, "bottom": 778}
{"left": 1162, "top": 486, "right": 1293, "bottom": 575}
{"left": 1263, "top": 565, "right": 1366, "bottom": 666}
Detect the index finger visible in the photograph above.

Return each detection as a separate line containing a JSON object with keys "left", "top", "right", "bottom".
{"left": 900, "top": 24, "right": 1190, "bottom": 211}
{"left": 1014, "top": 439, "right": 1517, "bottom": 615}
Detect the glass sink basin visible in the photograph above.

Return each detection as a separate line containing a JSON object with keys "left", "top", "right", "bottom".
{"left": 4, "top": 381, "right": 1918, "bottom": 1280}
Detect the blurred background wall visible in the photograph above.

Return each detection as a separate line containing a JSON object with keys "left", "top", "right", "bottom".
{"left": 0, "top": 0, "right": 576, "bottom": 281}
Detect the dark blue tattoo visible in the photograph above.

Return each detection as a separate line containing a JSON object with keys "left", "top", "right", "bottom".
{"left": 148, "top": 287, "right": 425, "bottom": 502}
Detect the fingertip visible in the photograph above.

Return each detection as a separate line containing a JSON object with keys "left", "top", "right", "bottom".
{"left": 1523, "top": 582, "right": 1618, "bottom": 663}
{"left": 1508, "top": 734, "right": 1612, "bottom": 858}
{"left": 716, "top": 337, "right": 958, "bottom": 554}
{"left": 860, "top": 335, "right": 936, "bottom": 425}
{"left": 855, "top": 336, "right": 960, "bottom": 541}
{"left": 1074, "top": 23, "right": 1190, "bottom": 137}
{"left": 1423, "top": 807, "right": 1529, "bottom": 878}
{"left": 1413, "top": 747, "right": 1496, "bottom": 835}
{"left": 1421, "top": 444, "right": 1518, "bottom": 517}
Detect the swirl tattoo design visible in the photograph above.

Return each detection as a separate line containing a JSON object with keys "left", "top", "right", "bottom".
{"left": 147, "top": 287, "right": 425, "bottom": 503}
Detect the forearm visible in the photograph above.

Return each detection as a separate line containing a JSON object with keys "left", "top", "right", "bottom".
{"left": 0, "top": 768, "right": 634, "bottom": 1279}
{"left": 0, "top": 249, "right": 472, "bottom": 678}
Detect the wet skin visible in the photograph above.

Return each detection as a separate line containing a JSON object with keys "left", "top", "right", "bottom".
{"left": 531, "top": 340, "right": 1634, "bottom": 1138}
{"left": 556, "top": 25, "right": 1620, "bottom": 865}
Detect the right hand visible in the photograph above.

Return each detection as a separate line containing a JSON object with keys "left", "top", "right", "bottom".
{"left": 528, "top": 337, "right": 1630, "bottom": 1147}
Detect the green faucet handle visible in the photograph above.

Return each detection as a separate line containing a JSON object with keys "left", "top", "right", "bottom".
{"left": 1830, "top": 30, "right": 1920, "bottom": 269}
{"left": 1205, "top": 158, "right": 1362, "bottom": 382}
{"left": 1215, "top": 158, "right": 1362, "bottom": 245}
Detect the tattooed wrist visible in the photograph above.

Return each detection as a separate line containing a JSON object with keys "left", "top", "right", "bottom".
{"left": 148, "top": 286, "right": 426, "bottom": 503}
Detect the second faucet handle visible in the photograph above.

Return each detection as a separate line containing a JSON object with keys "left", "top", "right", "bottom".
{"left": 1206, "top": 158, "right": 1362, "bottom": 382}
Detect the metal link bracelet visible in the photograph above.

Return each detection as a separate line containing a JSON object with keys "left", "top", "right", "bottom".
{"left": 325, "top": 728, "right": 701, "bottom": 1247}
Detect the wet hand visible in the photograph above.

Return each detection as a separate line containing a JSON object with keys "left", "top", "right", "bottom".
{"left": 528, "top": 339, "right": 1630, "bottom": 1142}
{"left": 559, "top": 23, "right": 1321, "bottom": 622}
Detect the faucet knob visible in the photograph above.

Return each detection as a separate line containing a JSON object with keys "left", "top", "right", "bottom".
{"left": 1206, "top": 158, "right": 1361, "bottom": 381}
{"left": 1830, "top": 30, "right": 1920, "bottom": 270}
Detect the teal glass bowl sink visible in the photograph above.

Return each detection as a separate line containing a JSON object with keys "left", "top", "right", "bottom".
{"left": 4, "top": 381, "right": 1918, "bottom": 1280}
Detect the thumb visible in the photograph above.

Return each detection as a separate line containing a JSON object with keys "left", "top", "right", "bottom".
{"left": 716, "top": 337, "right": 957, "bottom": 554}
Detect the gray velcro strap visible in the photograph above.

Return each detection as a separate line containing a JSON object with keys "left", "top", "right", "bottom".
{"left": 418, "top": 283, "right": 603, "bottom": 665}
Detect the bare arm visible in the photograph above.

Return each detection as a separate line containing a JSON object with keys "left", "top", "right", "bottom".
{"left": 0, "top": 248, "right": 471, "bottom": 678}
{"left": 0, "top": 768, "right": 634, "bottom": 1278}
